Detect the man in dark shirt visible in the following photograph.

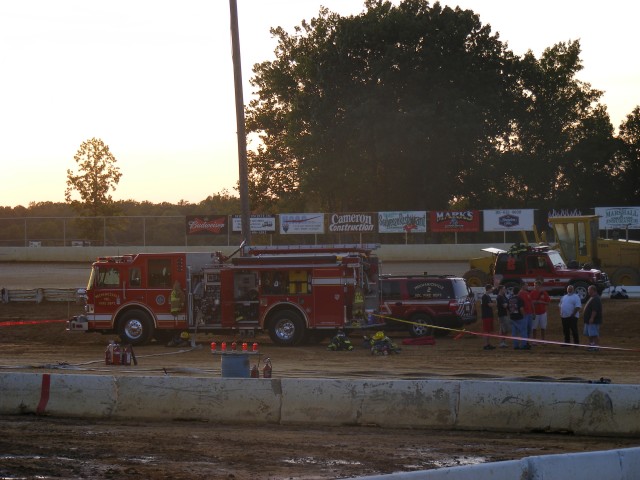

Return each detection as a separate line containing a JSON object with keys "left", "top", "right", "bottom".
{"left": 481, "top": 284, "right": 496, "bottom": 350}
{"left": 508, "top": 287, "right": 528, "bottom": 350}
{"left": 583, "top": 285, "right": 603, "bottom": 351}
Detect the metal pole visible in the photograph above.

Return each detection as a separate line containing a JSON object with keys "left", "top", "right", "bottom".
{"left": 229, "top": 0, "right": 252, "bottom": 246}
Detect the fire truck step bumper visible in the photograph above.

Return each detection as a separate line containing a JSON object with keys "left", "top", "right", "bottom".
{"left": 67, "top": 315, "right": 89, "bottom": 332}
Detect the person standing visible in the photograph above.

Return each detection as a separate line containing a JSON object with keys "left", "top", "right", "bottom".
{"left": 508, "top": 286, "right": 528, "bottom": 350}
{"left": 496, "top": 285, "right": 510, "bottom": 348}
{"left": 481, "top": 284, "right": 497, "bottom": 350}
{"left": 559, "top": 285, "right": 581, "bottom": 345}
{"left": 530, "top": 280, "right": 551, "bottom": 343}
{"left": 518, "top": 284, "right": 534, "bottom": 346}
{"left": 583, "top": 285, "right": 603, "bottom": 351}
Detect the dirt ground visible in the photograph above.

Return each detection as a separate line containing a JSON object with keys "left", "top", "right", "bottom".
{"left": 1, "top": 297, "right": 640, "bottom": 479}
{"left": 2, "top": 263, "right": 640, "bottom": 478}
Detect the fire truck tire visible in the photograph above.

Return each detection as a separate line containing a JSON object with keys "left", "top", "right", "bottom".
{"left": 408, "top": 313, "right": 434, "bottom": 337}
{"left": 267, "top": 310, "right": 305, "bottom": 346}
{"left": 610, "top": 267, "right": 640, "bottom": 286}
{"left": 572, "top": 281, "right": 590, "bottom": 303}
{"left": 118, "top": 309, "right": 154, "bottom": 345}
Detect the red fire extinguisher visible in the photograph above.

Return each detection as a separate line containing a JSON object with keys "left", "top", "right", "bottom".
{"left": 250, "top": 365, "right": 259, "bottom": 378}
{"left": 262, "top": 357, "right": 272, "bottom": 378}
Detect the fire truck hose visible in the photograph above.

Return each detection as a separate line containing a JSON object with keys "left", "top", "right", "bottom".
{"left": 375, "top": 313, "right": 640, "bottom": 353}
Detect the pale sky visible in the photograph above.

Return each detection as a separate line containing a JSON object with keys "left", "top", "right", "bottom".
{"left": 1, "top": 0, "right": 638, "bottom": 208}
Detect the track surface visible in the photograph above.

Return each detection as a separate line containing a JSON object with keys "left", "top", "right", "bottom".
{"left": 1, "top": 263, "right": 639, "bottom": 478}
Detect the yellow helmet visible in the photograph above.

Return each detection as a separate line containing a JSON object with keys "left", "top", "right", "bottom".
{"left": 180, "top": 331, "right": 190, "bottom": 340}
{"left": 373, "top": 331, "right": 385, "bottom": 341}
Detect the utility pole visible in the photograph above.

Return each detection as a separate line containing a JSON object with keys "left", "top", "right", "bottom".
{"left": 229, "top": 0, "right": 251, "bottom": 246}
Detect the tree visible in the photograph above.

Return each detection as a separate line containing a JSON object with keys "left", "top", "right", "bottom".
{"left": 65, "top": 138, "right": 122, "bottom": 216}
{"left": 246, "top": 0, "right": 517, "bottom": 211}
{"left": 617, "top": 106, "right": 640, "bottom": 204}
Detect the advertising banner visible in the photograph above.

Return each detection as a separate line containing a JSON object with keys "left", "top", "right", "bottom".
{"left": 429, "top": 210, "right": 480, "bottom": 233}
{"left": 378, "top": 211, "right": 427, "bottom": 233}
{"left": 594, "top": 206, "right": 640, "bottom": 230}
{"left": 231, "top": 214, "right": 277, "bottom": 234}
{"left": 483, "top": 209, "right": 535, "bottom": 232}
{"left": 185, "top": 215, "right": 228, "bottom": 235}
{"left": 279, "top": 213, "right": 325, "bottom": 234}
{"left": 328, "top": 212, "right": 376, "bottom": 233}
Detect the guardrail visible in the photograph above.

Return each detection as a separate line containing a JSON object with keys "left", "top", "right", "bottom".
{"left": 1, "top": 288, "right": 81, "bottom": 303}
{"left": 471, "top": 286, "right": 639, "bottom": 300}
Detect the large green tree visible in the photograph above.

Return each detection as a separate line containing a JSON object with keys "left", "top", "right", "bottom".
{"left": 246, "top": 0, "right": 517, "bottom": 211}
{"left": 65, "top": 138, "right": 122, "bottom": 216}
{"left": 617, "top": 106, "right": 640, "bottom": 203}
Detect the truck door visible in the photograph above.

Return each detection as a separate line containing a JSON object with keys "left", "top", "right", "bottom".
{"left": 147, "top": 258, "right": 176, "bottom": 327}
{"left": 526, "top": 255, "right": 557, "bottom": 289}
{"left": 311, "top": 267, "right": 345, "bottom": 326}
{"left": 91, "top": 266, "right": 123, "bottom": 328}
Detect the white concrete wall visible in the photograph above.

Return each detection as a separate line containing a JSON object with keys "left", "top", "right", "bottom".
{"left": 357, "top": 447, "right": 640, "bottom": 479}
{"left": 0, "top": 244, "right": 501, "bottom": 263}
{"left": 2, "top": 373, "right": 640, "bottom": 438}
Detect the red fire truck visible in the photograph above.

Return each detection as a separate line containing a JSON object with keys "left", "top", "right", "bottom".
{"left": 67, "top": 244, "right": 382, "bottom": 346}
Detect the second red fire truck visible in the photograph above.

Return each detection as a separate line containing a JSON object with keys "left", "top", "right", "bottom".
{"left": 68, "top": 244, "right": 382, "bottom": 346}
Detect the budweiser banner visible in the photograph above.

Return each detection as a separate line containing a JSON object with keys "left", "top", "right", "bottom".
{"left": 185, "top": 215, "right": 228, "bottom": 235}
{"left": 231, "top": 214, "right": 277, "bottom": 234}
{"left": 594, "top": 206, "right": 640, "bottom": 230}
{"left": 328, "top": 212, "right": 376, "bottom": 233}
{"left": 483, "top": 209, "right": 535, "bottom": 232}
{"left": 279, "top": 213, "right": 325, "bottom": 234}
{"left": 429, "top": 210, "right": 480, "bottom": 233}
{"left": 378, "top": 211, "right": 427, "bottom": 233}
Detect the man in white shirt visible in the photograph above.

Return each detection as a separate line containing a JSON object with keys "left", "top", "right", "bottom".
{"left": 559, "top": 285, "right": 582, "bottom": 345}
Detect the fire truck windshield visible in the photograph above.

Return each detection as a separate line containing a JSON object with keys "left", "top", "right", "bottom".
{"left": 87, "top": 267, "right": 96, "bottom": 290}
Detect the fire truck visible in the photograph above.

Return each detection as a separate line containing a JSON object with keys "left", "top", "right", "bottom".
{"left": 67, "top": 244, "right": 382, "bottom": 346}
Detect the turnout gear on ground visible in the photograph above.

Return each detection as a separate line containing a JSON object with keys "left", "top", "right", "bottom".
{"left": 327, "top": 330, "right": 354, "bottom": 351}
{"left": 367, "top": 331, "right": 401, "bottom": 355}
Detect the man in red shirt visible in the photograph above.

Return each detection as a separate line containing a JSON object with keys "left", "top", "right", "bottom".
{"left": 530, "top": 280, "right": 551, "bottom": 342}
{"left": 517, "top": 284, "right": 534, "bottom": 347}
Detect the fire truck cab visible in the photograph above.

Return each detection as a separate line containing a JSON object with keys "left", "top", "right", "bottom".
{"left": 68, "top": 244, "right": 382, "bottom": 346}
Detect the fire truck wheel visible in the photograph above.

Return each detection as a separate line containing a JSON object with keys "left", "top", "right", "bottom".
{"left": 118, "top": 309, "right": 154, "bottom": 345}
{"left": 408, "top": 313, "right": 434, "bottom": 337}
{"left": 572, "top": 281, "right": 589, "bottom": 303}
{"left": 268, "top": 310, "right": 305, "bottom": 346}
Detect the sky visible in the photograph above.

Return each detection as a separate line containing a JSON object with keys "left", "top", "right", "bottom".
{"left": 1, "top": 0, "right": 639, "bottom": 208}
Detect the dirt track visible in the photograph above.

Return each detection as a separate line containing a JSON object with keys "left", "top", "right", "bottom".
{"left": 2, "top": 298, "right": 640, "bottom": 479}
{"left": 2, "top": 262, "right": 640, "bottom": 478}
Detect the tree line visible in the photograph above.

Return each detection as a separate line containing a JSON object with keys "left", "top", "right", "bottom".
{"left": 3, "top": 0, "right": 639, "bottom": 230}
{"left": 245, "top": 0, "right": 640, "bottom": 213}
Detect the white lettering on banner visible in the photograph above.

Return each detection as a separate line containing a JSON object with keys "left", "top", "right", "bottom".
{"left": 435, "top": 211, "right": 474, "bottom": 222}
{"left": 483, "top": 209, "right": 535, "bottom": 232}
{"left": 329, "top": 213, "right": 374, "bottom": 232}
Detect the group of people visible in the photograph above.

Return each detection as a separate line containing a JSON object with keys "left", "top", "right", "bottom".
{"left": 481, "top": 281, "right": 603, "bottom": 351}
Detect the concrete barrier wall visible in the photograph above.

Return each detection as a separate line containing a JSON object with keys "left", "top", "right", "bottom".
{"left": 456, "top": 381, "right": 640, "bottom": 436}
{"left": 278, "top": 379, "right": 460, "bottom": 428}
{"left": 3, "top": 373, "right": 640, "bottom": 438}
{"left": 357, "top": 447, "right": 640, "bottom": 479}
{"left": 0, "top": 244, "right": 501, "bottom": 263}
